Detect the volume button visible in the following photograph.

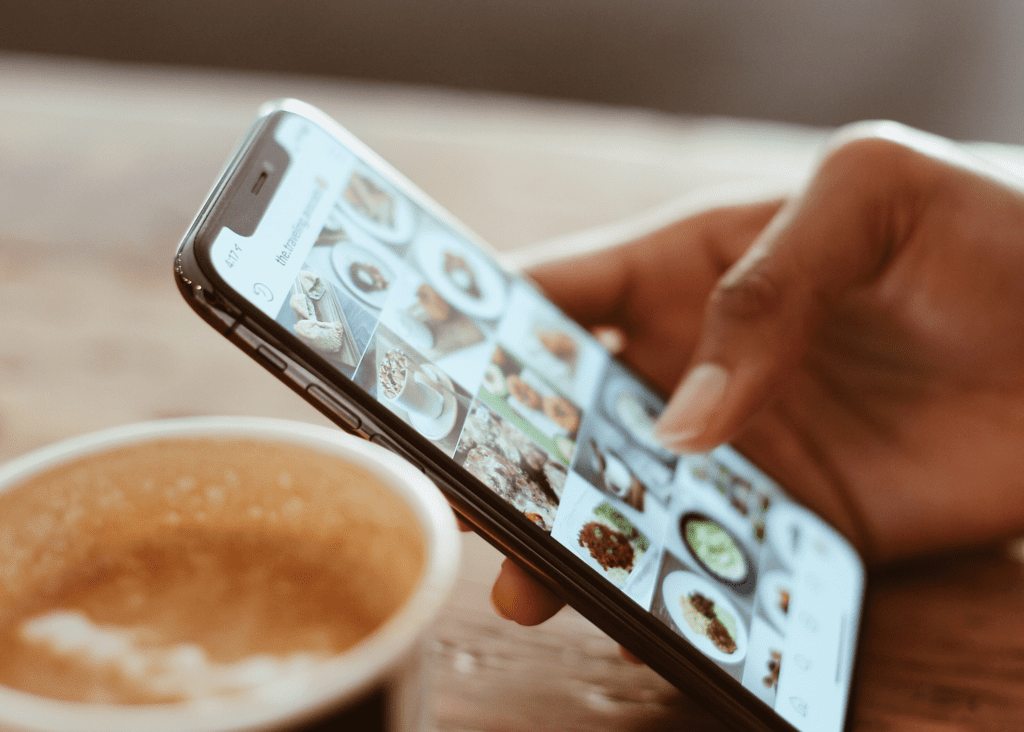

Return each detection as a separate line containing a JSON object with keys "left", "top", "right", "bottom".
{"left": 305, "top": 384, "right": 361, "bottom": 435}
{"left": 254, "top": 345, "right": 288, "bottom": 373}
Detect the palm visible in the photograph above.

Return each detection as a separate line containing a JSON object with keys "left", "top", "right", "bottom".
{"left": 536, "top": 183, "right": 1024, "bottom": 561}
{"left": 747, "top": 191, "right": 1024, "bottom": 560}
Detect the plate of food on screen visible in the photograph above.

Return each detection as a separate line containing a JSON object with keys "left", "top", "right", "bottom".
{"left": 573, "top": 502, "right": 650, "bottom": 587}
{"left": 376, "top": 347, "right": 459, "bottom": 441}
{"left": 387, "top": 283, "right": 486, "bottom": 358}
{"left": 757, "top": 570, "right": 793, "bottom": 634}
{"left": 685, "top": 452, "right": 773, "bottom": 542}
{"left": 612, "top": 388, "right": 661, "bottom": 449}
{"left": 288, "top": 269, "right": 361, "bottom": 368}
{"left": 335, "top": 166, "right": 417, "bottom": 244}
{"left": 598, "top": 372, "right": 673, "bottom": 459}
{"left": 522, "top": 320, "right": 582, "bottom": 382}
{"left": 506, "top": 373, "right": 580, "bottom": 438}
{"left": 453, "top": 403, "right": 566, "bottom": 532}
{"left": 491, "top": 348, "right": 581, "bottom": 439}
{"left": 662, "top": 570, "right": 749, "bottom": 664}
{"left": 763, "top": 649, "right": 782, "bottom": 690}
{"left": 679, "top": 511, "right": 757, "bottom": 595}
{"left": 413, "top": 231, "right": 507, "bottom": 321}
{"left": 330, "top": 232, "right": 403, "bottom": 310}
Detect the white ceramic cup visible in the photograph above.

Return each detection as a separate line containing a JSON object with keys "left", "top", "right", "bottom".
{"left": 0, "top": 417, "right": 460, "bottom": 732}
{"left": 392, "top": 371, "right": 446, "bottom": 419}
{"left": 379, "top": 354, "right": 446, "bottom": 419}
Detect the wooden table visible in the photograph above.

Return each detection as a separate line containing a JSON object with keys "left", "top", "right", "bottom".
{"left": 2, "top": 53, "right": 1023, "bottom": 732}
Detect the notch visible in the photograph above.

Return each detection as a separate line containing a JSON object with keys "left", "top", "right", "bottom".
{"left": 211, "top": 132, "right": 290, "bottom": 239}
{"left": 251, "top": 169, "right": 270, "bottom": 195}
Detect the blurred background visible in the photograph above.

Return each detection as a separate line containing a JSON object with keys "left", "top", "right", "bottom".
{"left": 3, "top": 6, "right": 1024, "bottom": 730}
{"left": 3, "top": 0, "right": 1023, "bottom": 143}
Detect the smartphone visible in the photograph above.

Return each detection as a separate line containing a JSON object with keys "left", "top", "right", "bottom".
{"left": 174, "top": 99, "right": 865, "bottom": 732}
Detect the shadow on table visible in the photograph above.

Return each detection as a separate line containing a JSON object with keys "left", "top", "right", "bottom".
{"left": 853, "top": 541, "right": 1024, "bottom": 731}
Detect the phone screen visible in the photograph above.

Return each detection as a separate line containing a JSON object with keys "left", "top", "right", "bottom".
{"left": 203, "top": 109, "right": 864, "bottom": 732}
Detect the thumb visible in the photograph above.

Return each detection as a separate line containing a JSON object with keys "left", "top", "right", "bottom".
{"left": 654, "top": 133, "right": 916, "bottom": 452}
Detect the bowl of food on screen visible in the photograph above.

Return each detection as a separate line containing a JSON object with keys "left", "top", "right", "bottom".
{"left": 679, "top": 512, "right": 755, "bottom": 594}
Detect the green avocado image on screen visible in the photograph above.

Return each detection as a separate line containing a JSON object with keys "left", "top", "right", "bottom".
{"left": 685, "top": 519, "right": 747, "bottom": 582}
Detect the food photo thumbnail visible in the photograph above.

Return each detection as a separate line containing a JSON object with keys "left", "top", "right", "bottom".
{"left": 410, "top": 227, "right": 510, "bottom": 323}
{"left": 335, "top": 165, "right": 418, "bottom": 245}
{"left": 679, "top": 511, "right": 757, "bottom": 595}
{"left": 573, "top": 414, "right": 676, "bottom": 510}
{"left": 353, "top": 324, "right": 470, "bottom": 455}
{"left": 478, "top": 346, "right": 581, "bottom": 465}
{"left": 377, "top": 266, "right": 487, "bottom": 363}
{"left": 741, "top": 617, "right": 786, "bottom": 707}
{"left": 649, "top": 551, "right": 751, "bottom": 678}
{"left": 494, "top": 283, "right": 607, "bottom": 408}
{"left": 662, "top": 476, "right": 764, "bottom": 607}
{"left": 275, "top": 265, "right": 377, "bottom": 377}
{"left": 756, "top": 570, "right": 794, "bottom": 636}
{"left": 551, "top": 478, "right": 659, "bottom": 606}
{"left": 453, "top": 402, "right": 566, "bottom": 532}
{"left": 597, "top": 362, "right": 675, "bottom": 458}
{"left": 328, "top": 225, "right": 404, "bottom": 311}
{"left": 683, "top": 450, "right": 781, "bottom": 543}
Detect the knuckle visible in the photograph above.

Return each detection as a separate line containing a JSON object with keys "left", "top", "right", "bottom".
{"left": 710, "top": 269, "right": 783, "bottom": 321}
{"left": 821, "top": 123, "right": 922, "bottom": 180}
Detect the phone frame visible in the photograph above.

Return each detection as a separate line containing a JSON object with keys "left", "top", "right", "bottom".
{"left": 174, "top": 99, "right": 864, "bottom": 732}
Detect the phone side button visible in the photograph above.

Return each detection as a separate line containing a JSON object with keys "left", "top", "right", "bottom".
{"left": 253, "top": 345, "right": 288, "bottom": 373}
{"left": 305, "top": 384, "right": 362, "bottom": 435}
{"left": 369, "top": 433, "right": 424, "bottom": 473}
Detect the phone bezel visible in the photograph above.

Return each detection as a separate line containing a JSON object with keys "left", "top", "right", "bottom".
{"left": 174, "top": 99, "right": 865, "bottom": 732}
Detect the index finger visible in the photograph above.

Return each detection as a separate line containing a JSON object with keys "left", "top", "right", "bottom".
{"left": 527, "top": 201, "right": 783, "bottom": 328}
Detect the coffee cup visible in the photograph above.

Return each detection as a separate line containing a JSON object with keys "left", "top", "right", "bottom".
{"left": 0, "top": 416, "right": 460, "bottom": 732}
{"left": 378, "top": 349, "right": 446, "bottom": 419}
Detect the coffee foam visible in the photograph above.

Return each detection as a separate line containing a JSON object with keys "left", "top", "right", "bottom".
{"left": 0, "top": 438, "right": 426, "bottom": 704}
{"left": 20, "top": 610, "right": 327, "bottom": 701}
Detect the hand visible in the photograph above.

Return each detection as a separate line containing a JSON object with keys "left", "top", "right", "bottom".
{"left": 489, "top": 121, "right": 1024, "bottom": 626}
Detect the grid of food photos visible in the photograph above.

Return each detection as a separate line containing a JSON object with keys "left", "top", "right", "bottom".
{"left": 272, "top": 159, "right": 860, "bottom": 721}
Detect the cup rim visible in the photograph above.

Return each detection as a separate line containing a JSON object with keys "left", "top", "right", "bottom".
{"left": 0, "top": 416, "right": 461, "bottom": 732}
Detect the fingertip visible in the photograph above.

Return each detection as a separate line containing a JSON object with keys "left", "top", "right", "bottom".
{"left": 490, "top": 558, "right": 565, "bottom": 626}
{"left": 591, "top": 324, "right": 626, "bottom": 355}
{"left": 654, "top": 363, "right": 729, "bottom": 452}
{"left": 489, "top": 586, "right": 515, "bottom": 621}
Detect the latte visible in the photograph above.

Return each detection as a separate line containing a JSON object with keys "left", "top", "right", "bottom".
{"left": 0, "top": 437, "right": 426, "bottom": 705}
